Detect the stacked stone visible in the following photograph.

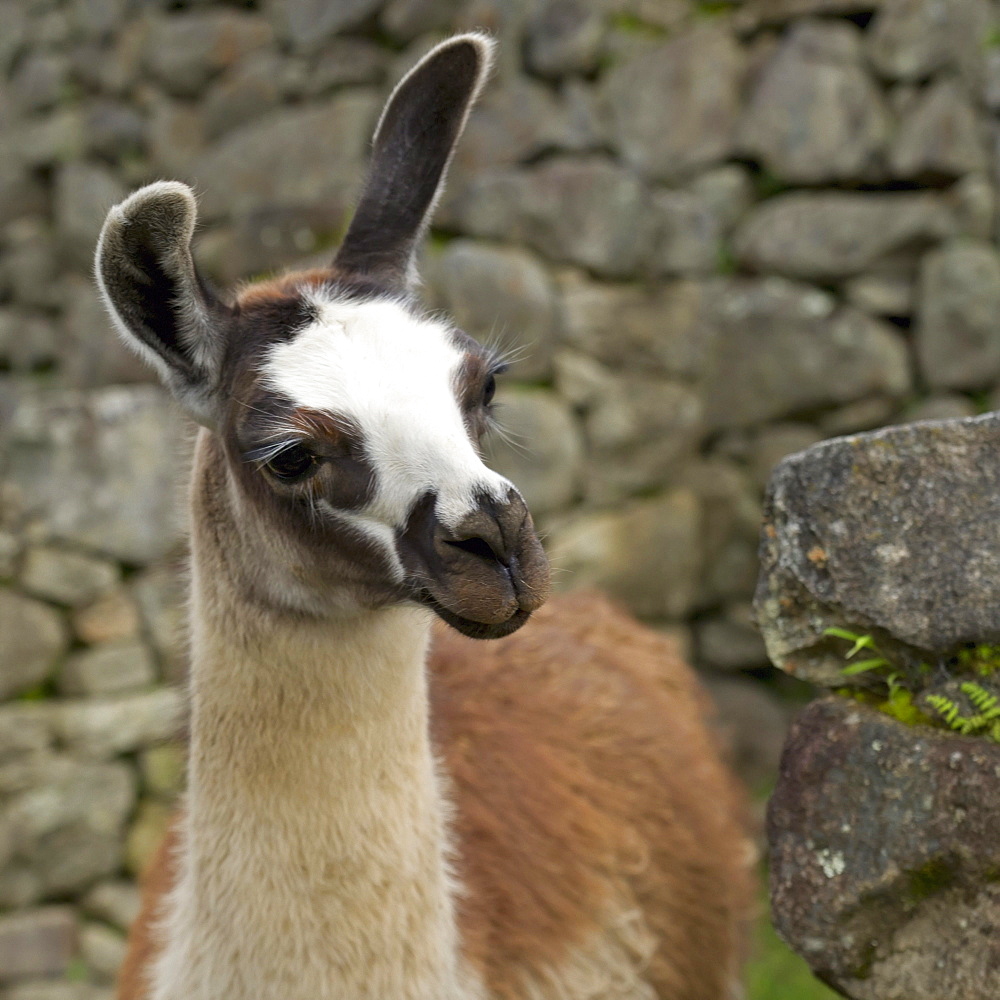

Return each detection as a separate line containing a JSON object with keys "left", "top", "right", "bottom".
{"left": 755, "top": 412, "right": 1000, "bottom": 999}
{"left": 0, "top": 386, "right": 188, "bottom": 996}
{"left": 1, "top": 0, "right": 999, "bottom": 992}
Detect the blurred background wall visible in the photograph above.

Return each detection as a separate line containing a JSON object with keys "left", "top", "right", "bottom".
{"left": 0, "top": 0, "right": 997, "bottom": 994}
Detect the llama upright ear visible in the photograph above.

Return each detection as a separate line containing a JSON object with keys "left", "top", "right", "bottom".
{"left": 334, "top": 33, "right": 493, "bottom": 286}
{"left": 95, "top": 182, "right": 233, "bottom": 427}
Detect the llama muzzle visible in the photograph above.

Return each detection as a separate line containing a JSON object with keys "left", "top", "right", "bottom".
{"left": 396, "top": 489, "right": 551, "bottom": 639}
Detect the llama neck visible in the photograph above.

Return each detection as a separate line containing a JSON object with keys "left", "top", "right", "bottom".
{"left": 152, "top": 482, "right": 473, "bottom": 1000}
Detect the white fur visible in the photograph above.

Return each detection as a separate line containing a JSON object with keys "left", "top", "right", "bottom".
{"left": 264, "top": 294, "right": 513, "bottom": 534}
{"left": 150, "top": 547, "right": 484, "bottom": 1000}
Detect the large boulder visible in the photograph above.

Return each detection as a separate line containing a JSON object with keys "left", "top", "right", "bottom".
{"left": 755, "top": 412, "right": 1000, "bottom": 687}
{"left": 769, "top": 697, "right": 1000, "bottom": 1000}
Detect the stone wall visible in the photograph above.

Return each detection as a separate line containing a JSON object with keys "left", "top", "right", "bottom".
{"left": 1, "top": 0, "right": 999, "bottom": 993}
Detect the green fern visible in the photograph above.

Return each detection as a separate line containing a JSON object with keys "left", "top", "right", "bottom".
{"left": 924, "top": 683, "right": 1000, "bottom": 742}
{"left": 954, "top": 644, "right": 1000, "bottom": 677}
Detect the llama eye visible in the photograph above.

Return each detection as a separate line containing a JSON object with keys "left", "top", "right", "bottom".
{"left": 265, "top": 445, "right": 320, "bottom": 484}
{"left": 482, "top": 374, "right": 496, "bottom": 407}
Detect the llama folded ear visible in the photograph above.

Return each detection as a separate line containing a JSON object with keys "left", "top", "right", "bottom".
{"left": 95, "top": 181, "right": 233, "bottom": 427}
{"left": 334, "top": 33, "right": 493, "bottom": 287}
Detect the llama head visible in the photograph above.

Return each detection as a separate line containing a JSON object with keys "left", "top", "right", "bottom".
{"left": 95, "top": 34, "right": 550, "bottom": 639}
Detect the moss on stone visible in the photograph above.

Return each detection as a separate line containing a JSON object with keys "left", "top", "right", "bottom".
{"left": 905, "top": 858, "right": 956, "bottom": 905}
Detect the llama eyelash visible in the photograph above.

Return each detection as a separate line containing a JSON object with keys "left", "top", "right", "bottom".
{"left": 242, "top": 436, "right": 308, "bottom": 467}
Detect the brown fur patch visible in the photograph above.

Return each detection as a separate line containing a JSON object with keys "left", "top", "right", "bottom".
{"left": 117, "top": 821, "right": 181, "bottom": 1000}
{"left": 117, "top": 592, "right": 753, "bottom": 1000}
{"left": 234, "top": 269, "right": 335, "bottom": 309}
{"left": 432, "top": 591, "right": 754, "bottom": 1000}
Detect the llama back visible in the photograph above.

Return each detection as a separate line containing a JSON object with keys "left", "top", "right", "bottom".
{"left": 430, "top": 591, "right": 755, "bottom": 1000}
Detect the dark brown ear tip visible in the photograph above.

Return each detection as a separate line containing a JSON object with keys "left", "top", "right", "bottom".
{"left": 422, "top": 32, "right": 494, "bottom": 83}
{"left": 105, "top": 181, "right": 198, "bottom": 244}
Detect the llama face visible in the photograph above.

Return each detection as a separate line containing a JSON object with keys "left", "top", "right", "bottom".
{"left": 217, "top": 284, "right": 548, "bottom": 636}
{"left": 96, "top": 34, "right": 550, "bottom": 636}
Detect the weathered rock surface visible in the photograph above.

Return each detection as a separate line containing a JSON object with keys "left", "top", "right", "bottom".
{"left": 915, "top": 240, "right": 1000, "bottom": 391}
{"left": 20, "top": 548, "right": 119, "bottom": 608}
{"left": 555, "top": 351, "right": 704, "bottom": 502}
{"left": 79, "top": 923, "right": 126, "bottom": 983}
{"left": 448, "top": 77, "right": 591, "bottom": 182}
{"left": 888, "top": 77, "right": 986, "bottom": 179}
{"left": 483, "top": 388, "right": 583, "bottom": 517}
{"left": 696, "top": 604, "right": 769, "bottom": 672}
{"left": 0, "top": 590, "right": 67, "bottom": 699}
{"left": 769, "top": 697, "right": 1000, "bottom": 999}
{"left": 59, "top": 641, "right": 157, "bottom": 697}
{"left": 524, "top": 0, "right": 605, "bottom": 77}
{"left": 556, "top": 274, "right": 711, "bottom": 378}
{"left": 651, "top": 190, "right": 723, "bottom": 276}
{"left": 278, "top": 0, "right": 385, "bottom": 52}
{"left": 601, "top": 26, "right": 744, "bottom": 182}
{"left": 445, "top": 157, "right": 656, "bottom": 278}
{"left": 425, "top": 240, "right": 557, "bottom": 381}
{"left": 867, "top": 0, "right": 990, "bottom": 88}
{"left": 701, "top": 279, "right": 911, "bottom": 429}
{"left": 735, "top": 192, "right": 955, "bottom": 279}
{"left": 704, "top": 674, "right": 791, "bottom": 792}
{"left": 80, "top": 881, "right": 141, "bottom": 933}
{"left": 142, "top": 12, "right": 274, "bottom": 97}
{"left": 740, "top": 20, "right": 888, "bottom": 183}
{"left": 0, "top": 908, "right": 78, "bottom": 984}
{"left": 0, "top": 386, "right": 186, "bottom": 564}
{"left": 755, "top": 412, "right": 1000, "bottom": 686}
{"left": 56, "top": 689, "right": 184, "bottom": 759}
{"left": 190, "top": 93, "right": 377, "bottom": 219}
{"left": 548, "top": 489, "right": 702, "bottom": 620}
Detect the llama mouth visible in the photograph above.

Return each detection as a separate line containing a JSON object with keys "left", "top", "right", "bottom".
{"left": 412, "top": 587, "right": 532, "bottom": 640}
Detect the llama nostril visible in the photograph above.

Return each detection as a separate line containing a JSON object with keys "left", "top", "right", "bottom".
{"left": 445, "top": 535, "right": 504, "bottom": 564}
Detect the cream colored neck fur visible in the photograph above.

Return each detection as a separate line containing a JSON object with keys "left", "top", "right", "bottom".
{"left": 149, "top": 441, "right": 477, "bottom": 1000}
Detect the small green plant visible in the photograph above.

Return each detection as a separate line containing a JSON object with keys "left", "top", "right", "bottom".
{"left": 825, "top": 628, "right": 1000, "bottom": 740}
{"left": 925, "top": 683, "right": 1000, "bottom": 741}
{"left": 607, "top": 12, "right": 671, "bottom": 38}
{"left": 825, "top": 627, "right": 932, "bottom": 725}
{"left": 954, "top": 643, "right": 1000, "bottom": 677}
{"left": 824, "top": 627, "right": 891, "bottom": 675}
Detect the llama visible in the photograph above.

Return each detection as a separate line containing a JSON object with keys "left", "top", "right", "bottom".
{"left": 97, "top": 34, "right": 753, "bottom": 1000}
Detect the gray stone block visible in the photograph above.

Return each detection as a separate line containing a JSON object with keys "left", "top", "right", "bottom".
{"left": 740, "top": 20, "right": 888, "bottom": 183}
{"left": 0, "top": 590, "right": 67, "bottom": 700}
{"left": 916, "top": 240, "right": 1000, "bottom": 391}
{"left": 1, "top": 386, "right": 186, "bottom": 564}
{"left": 0, "top": 908, "right": 77, "bottom": 985}
{"left": 59, "top": 640, "right": 157, "bottom": 697}
{"left": 755, "top": 412, "right": 1000, "bottom": 686}
{"left": 20, "top": 547, "right": 119, "bottom": 607}
{"left": 770, "top": 697, "right": 1000, "bottom": 999}
{"left": 601, "top": 25, "right": 744, "bottom": 182}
